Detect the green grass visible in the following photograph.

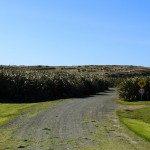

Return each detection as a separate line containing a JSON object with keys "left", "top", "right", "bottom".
{"left": 0, "top": 103, "right": 37, "bottom": 126}
{"left": 120, "top": 118, "right": 150, "bottom": 141}
{"left": 117, "top": 99, "right": 150, "bottom": 105}
{"left": 117, "top": 107, "right": 150, "bottom": 141}
{"left": 118, "top": 107, "right": 150, "bottom": 123}
{"left": 0, "top": 98, "right": 66, "bottom": 126}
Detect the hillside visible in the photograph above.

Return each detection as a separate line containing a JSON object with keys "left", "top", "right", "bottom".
{"left": 1, "top": 65, "right": 150, "bottom": 77}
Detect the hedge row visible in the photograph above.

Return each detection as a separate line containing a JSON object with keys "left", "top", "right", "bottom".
{"left": 0, "top": 70, "right": 108, "bottom": 103}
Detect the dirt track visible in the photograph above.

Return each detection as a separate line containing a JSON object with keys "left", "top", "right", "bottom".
{"left": 1, "top": 89, "right": 150, "bottom": 150}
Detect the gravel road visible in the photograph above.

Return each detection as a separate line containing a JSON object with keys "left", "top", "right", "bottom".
{"left": 1, "top": 89, "right": 150, "bottom": 150}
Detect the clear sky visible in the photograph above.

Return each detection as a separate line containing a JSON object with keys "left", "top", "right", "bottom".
{"left": 0, "top": 0, "right": 150, "bottom": 66}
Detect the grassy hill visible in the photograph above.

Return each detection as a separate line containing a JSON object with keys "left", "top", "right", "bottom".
{"left": 1, "top": 65, "right": 150, "bottom": 77}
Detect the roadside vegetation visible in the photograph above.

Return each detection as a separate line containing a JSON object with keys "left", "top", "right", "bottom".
{"left": 0, "top": 99, "right": 65, "bottom": 126}
{"left": 117, "top": 104, "right": 150, "bottom": 141}
{"left": 0, "top": 70, "right": 108, "bottom": 103}
{"left": 117, "top": 77, "right": 150, "bottom": 101}
{"left": 116, "top": 76, "right": 150, "bottom": 141}
{"left": 0, "top": 103, "right": 36, "bottom": 126}
{"left": 117, "top": 99, "right": 150, "bottom": 105}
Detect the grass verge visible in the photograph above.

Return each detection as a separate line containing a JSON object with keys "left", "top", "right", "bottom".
{"left": 117, "top": 100, "right": 150, "bottom": 141}
{"left": 0, "top": 98, "right": 67, "bottom": 126}
{"left": 0, "top": 103, "right": 37, "bottom": 126}
{"left": 117, "top": 99, "right": 150, "bottom": 105}
{"left": 120, "top": 118, "right": 150, "bottom": 141}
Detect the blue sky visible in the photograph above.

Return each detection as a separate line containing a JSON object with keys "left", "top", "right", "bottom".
{"left": 0, "top": 0, "right": 150, "bottom": 66}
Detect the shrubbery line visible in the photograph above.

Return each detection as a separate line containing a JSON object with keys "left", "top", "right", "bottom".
{"left": 0, "top": 70, "right": 108, "bottom": 103}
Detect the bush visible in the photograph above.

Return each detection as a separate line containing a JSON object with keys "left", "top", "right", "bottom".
{"left": 118, "top": 77, "right": 150, "bottom": 101}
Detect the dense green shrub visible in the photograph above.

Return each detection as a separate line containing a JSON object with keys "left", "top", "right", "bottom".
{"left": 0, "top": 70, "right": 108, "bottom": 103}
{"left": 118, "top": 77, "right": 150, "bottom": 101}
{"left": 107, "top": 77, "right": 125, "bottom": 87}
